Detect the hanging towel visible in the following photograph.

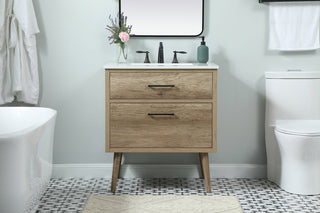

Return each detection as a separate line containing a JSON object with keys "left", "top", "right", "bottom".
{"left": 0, "top": 0, "right": 14, "bottom": 104}
{"left": 0, "top": 0, "right": 40, "bottom": 105}
{"left": 269, "top": 2, "right": 320, "bottom": 51}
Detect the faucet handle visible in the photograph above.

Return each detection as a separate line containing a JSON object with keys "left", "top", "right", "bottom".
{"left": 172, "top": 51, "right": 187, "bottom": 63}
{"left": 174, "top": 51, "right": 187, "bottom": 54}
{"left": 136, "top": 51, "right": 151, "bottom": 63}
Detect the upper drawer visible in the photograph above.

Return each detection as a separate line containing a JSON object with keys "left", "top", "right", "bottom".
{"left": 110, "top": 72, "right": 213, "bottom": 99}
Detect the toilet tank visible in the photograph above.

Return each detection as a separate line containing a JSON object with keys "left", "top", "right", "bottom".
{"left": 266, "top": 71, "right": 320, "bottom": 125}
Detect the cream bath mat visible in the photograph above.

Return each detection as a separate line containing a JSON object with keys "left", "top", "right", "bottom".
{"left": 82, "top": 195, "right": 243, "bottom": 213}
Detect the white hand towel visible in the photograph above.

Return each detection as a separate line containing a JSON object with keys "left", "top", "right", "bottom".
{"left": 269, "top": 2, "right": 320, "bottom": 51}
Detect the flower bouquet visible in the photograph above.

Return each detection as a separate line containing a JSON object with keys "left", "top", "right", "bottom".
{"left": 107, "top": 13, "right": 132, "bottom": 63}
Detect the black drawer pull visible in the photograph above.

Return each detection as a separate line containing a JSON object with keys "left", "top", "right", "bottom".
{"left": 148, "top": 113, "right": 175, "bottom": 116}
{"left": 148, "top": 85, "right": 175, "bottom": 88}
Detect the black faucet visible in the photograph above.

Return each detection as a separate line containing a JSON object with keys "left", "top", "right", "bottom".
{"left": 158, "top": 42, "right": 164, "bottom": 63}
{"left": 172, "top": 51, "right": 187, "bottom": 63}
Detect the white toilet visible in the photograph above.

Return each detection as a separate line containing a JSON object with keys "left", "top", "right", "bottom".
{"left": 265, "top": 71, "right": 320, "bottom": 195}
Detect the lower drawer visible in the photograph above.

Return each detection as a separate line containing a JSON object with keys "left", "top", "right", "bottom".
{"left": 110, "top": 103, "right": 212, "bottom": 148}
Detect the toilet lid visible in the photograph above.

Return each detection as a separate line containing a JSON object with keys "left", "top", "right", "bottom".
{"left": 275, "top": 120, "right": 320, "bottom": 136}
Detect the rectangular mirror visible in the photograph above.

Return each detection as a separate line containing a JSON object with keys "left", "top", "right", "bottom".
{"left": 120, "top": 0, "right": 204, "bottom": 37}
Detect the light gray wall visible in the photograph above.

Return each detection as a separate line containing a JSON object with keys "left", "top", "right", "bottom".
{"left": 33, "top": 0, "right": 320, "bottom": 165}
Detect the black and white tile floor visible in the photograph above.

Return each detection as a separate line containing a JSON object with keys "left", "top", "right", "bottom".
{"left": 35, "top": 178, "right": 320, "bottom": 213}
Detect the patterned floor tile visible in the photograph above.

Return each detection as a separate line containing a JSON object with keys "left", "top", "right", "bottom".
{"left": 35, "top": 178, "right": 320, "bottom": 213}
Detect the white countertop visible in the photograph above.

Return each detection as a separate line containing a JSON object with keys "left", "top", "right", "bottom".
{"left": 104, "top": 62, "right": 219, "bottom": 70}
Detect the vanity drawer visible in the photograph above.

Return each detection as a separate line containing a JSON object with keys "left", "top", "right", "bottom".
{"left": 110, "top": 72, "right": 213, "bottom": 99}
{"left": 110, "top": 103, "right": 212, "bottom": 148}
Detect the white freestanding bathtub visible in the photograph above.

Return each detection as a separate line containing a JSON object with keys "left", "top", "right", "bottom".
{"left": 0, "top": 107, "right": 57, "bottom": 213}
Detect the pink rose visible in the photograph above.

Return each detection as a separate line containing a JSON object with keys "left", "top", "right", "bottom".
{"left": 119, "top": 32, "right": 130, "bottom": 42}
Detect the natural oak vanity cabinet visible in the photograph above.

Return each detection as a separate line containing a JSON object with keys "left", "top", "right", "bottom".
{"left": 105, "top": 63, "right": 218, "bottom": 193}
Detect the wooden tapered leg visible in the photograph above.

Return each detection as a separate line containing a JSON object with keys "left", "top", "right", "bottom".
{"left": 111, "top": 152, "right": 122, "bottom": 193}
{"left": 199, "top": 153, "right": 204, "bottom": 178}
{"left": 199, "top": 153, "right": 211, "bottom": 193}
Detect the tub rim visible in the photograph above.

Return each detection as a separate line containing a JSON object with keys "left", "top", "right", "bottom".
{"left": 0, "top": 107, "right": 57, "bottom": 139}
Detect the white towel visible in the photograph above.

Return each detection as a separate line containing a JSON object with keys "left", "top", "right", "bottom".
{"left": 269, "top": 2, "right": 320, "bottom": 51}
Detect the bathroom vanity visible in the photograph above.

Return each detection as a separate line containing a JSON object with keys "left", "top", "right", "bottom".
{"left": 105, "top": 63, "right": 218, "bottom": 193}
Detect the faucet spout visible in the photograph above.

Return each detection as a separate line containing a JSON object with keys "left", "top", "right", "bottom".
{"left": 158, "top": 42, "right": 164, "bottom": 63}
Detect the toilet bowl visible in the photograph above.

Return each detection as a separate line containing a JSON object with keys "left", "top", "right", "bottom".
{"left": 265, "top": 71, "right": 320, "bottom": 195}
{"left": 274, "top": 120, "right": 320, "bottom": 195}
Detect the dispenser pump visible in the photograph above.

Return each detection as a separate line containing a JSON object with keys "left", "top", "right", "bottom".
{"left": 201, "top": 36, "right": 206, "bottom": 45}
{"left": 197, "top": 36, "right": 209, "bottom": 63}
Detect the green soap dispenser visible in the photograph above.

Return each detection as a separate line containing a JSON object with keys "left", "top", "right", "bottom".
{"left": 197, "top": 36, "right": 209, "bottom": 63}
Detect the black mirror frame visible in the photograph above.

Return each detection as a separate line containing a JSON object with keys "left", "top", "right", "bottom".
{"left": 119, "top": 0, "right": 204, "bottom": 37}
